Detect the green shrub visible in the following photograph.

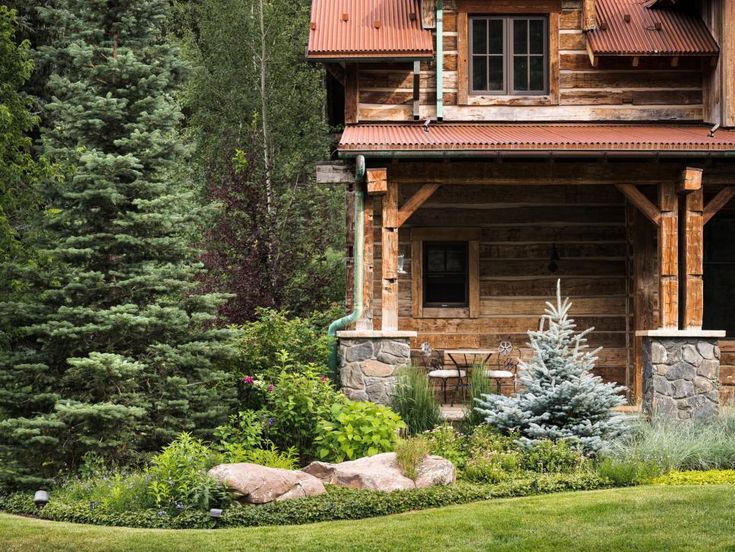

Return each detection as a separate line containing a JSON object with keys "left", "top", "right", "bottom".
{"left": 214, "top": 410, "right": 266, "bottom": 461}
{"left": 605, "top": 412, "right": 735, "bottom": 473}
{"left": 147, "top": 433, "right": 229, "bottom": 511}
{"left": 315, "top": 401, "right": 405, "bottom": 462}
{"left": 0, "top": 472, "right": 609, "bottom": 529}
{"left": 395, "top": 436, "right": 431, "bottom": 480}
{"left": 54, "top": 471, "right": 155, "bottom": 513}
{"left": 652, "top": 469, "right": 735, "bottom": 485}
{"left": 462, "top": 362, "right": 496, "bottom": 431}
{"left": 235, "top": 308, "right": 332, "bottom": 382}
{"left": 461, "top": 426, "right": 521, "bottom": 483}
{"left": 424, "top": 424, "right": 467, "bottom": 470}
{"left": 597, "top": 458, "right": 661, "bottom": 487}
{"left": 260, "top": 364, "right": 344, "bottom": 459}
{"left": 521, "top": 440, "right": 585, "bottom": 473}
{"left": 391, "top": 366, "right": 442, "bottom": 435}
{"left": 242, "top": 446, "right": 299, "bottom": 470}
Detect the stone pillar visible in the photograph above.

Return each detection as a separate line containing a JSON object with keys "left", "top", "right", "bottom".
{"left": 640, "top": 333, "right": 722, "bottom": 422}
{"left": 336, "top": 331, "right": 416, "bottom": 405}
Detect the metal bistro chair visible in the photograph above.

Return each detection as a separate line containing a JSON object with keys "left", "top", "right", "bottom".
{"left": 484, "top": 340, "right": 519, "bottom": 394}
{"left": 420, "top": 342, "right": 466, "bottom": 406}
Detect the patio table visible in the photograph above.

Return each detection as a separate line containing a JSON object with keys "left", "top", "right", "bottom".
{"left": 443, "top": 349, "right": 495, "bottom": 405}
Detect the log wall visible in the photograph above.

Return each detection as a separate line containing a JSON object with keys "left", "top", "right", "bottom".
{"left": 355, "top": 0, "right": 708, "bottom": 123}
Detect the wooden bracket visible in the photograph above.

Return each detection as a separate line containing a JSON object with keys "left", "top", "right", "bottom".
{"left": 586, "top": 41, "right": 598, "bottom": 67}
{"left": 324, "top": 63, "right": 346, "bottom": 87}
{"left": 704, "top": 186, "right": 735, "bottom": 224}
{"left": 678, "top": 167, "right": 703, "bottom": 194}
{"left": 396, "top": 184, "right": 440, "bottom": 227}
{"left": 366, "top": 168, "right": 388, "bottom": 194}
{"left": 615, "top": 184, "right": 661, "bottom": 225}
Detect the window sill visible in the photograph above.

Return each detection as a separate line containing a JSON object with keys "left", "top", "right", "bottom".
{"left": 463, "top": 94, "right": 557, "bottom": 106}
{"left": 421, "top": 307, "right": 471, "bottom": 319}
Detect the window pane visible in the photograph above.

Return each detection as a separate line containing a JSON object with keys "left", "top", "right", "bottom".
{"left": 513, "top": 20, "right": 528, "bottom": 54}
{"left": 472, "top": 56, "right": 487, "bottom": 91}
{"left": 529, "top": 56, "right": 544, "bottom": 91}
{"left": 488, "top": 19, "right": 503, "bottom": 54}
{"left": 445, "top": 248, "right": 466, "bottom": 272}
{"left": 472, "top": 18, "right": 487, "bottom": 54}
{"left": 514, "top": 56, "right": 528, "bottom": 91}
{"left": 426, "top": 247, "right": 445, "bottom": 272}
{"left": 488, "top": 56, "right": 503, "bottom": 91}
{"left": 529, "top": 19, "right": 545, "bottom": 54}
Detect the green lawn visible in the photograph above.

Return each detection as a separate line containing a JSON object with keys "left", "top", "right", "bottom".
{"left": 1, "top": 485, "right": 734, "bottom": 552}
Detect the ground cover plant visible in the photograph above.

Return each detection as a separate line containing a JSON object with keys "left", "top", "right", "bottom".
{"left": 2, "top": 486, "right": 735, "bottom": 551}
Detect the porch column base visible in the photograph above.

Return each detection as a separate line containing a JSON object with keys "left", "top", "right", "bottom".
{"left": 637, "top": 330, "right": 725, "bottom": 422}
{"left": 336, "top": 331, "right": 416, "bottom": 405}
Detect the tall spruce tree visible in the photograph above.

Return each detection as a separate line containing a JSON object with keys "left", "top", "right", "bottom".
{"left": 475, "top": 281, "right": 627, "bottom": 454}
{"left": 0, "top": 0, "right": 237, "bottom": 489}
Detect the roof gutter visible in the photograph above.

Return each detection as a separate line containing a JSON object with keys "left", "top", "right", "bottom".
{"left": 436, "top": 0, "right": 444, "bottom": 121}
{"left": 338, "top": 150, "right": 735, "bottom": 159}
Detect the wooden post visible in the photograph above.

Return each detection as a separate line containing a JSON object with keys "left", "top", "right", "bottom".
{"left": 344, "top": 65, "right": 359, "bottom": 125}
{"left": 382, "top": 179, "right": 399, "bottom": 331}
{"left": 658, "top": 181, "right": 678, "bottom": 329}
{"left": 356, "top": 194, "right": 374, "bottom": 330}
{"left": 582, "top": 0, "right": 597, "bottom": 31}
{"left": 630, "top": 206, "right": 657, "bottom": 404}
{"left": 682, "top": 187, "right": 704, "bottom": 329}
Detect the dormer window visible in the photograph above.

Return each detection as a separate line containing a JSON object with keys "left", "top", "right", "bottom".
{"left": 469, "top": 16, "right": 548, "bottom": 95}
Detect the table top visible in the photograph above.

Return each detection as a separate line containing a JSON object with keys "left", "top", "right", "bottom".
{"left": 444, "top": 349, "right": 495, "bottom": 355}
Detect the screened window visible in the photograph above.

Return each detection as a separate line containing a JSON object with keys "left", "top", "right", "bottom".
{"left": 469, "top": 16, "right": 548, "bottom": 95}
{"left": 423, "top": 242, "right": 469, "bottom": 307}
{"left": 704, "top": 213, "right": 735, "bottom": 336}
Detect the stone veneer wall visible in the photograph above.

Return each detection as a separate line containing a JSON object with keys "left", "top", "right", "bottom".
{"left": 642, "top": 337, "right": 720, "bottom": 422}
{"left": 338, "top": 337, "right": 411, "bottom": 405}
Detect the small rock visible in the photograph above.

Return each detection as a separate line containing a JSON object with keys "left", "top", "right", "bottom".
{"left": 344, "top": 341, "right": 374, "bottom": 363}
{"left": 681, "top": 345, "right": 701, "bottom": 367}
{"left": 415, "top": 455, "right": 456, "bottom": 488}
{"left": 697, "top": 359, "right": 719, "bottom": 380}
{"left": 209, "top": 463, "right": 326, "bottom": 504}
{"left": 361, "top": 359, "right": 395, "bottom": 377}
{"left": 651, "top": 342, "right": 668, "bottom": 364}
{"left": 341, "top": 362, "right": 365, "bottom": 389}
{"left": 664, "top": 362, "right": 695, "bottom": 382}
{"left": 696, "top": 341, "right": 715, "bottom": 360}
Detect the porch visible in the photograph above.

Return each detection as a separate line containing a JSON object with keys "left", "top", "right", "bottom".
{"left": 328, "top": 154, "right": 735, "bottom": 411}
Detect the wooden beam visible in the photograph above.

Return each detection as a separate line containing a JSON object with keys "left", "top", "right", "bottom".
{"left": 658, "top": 181, "right": 679, "bottom": 329}
{"left": 704, "top": 186, "right": 735, "bottom": 224}
{"left": 356, "top": 194, "right": 374, "bottom": 331}
{"left": 396, "top": 184, "right": 440, "bottom": 227}
{"left": 582, "top": 0, "right": 597, "bottom": 31}
{"left": 344, "top": 64, "right": 359, "bottom": 125}
{"left": 316, "top": 162, "right": 353, "bottom": 184}
{"left": 682, "top": 187, "right": 704, "bottom": 329}
{"left": 615, "top": 184, "right": 661, "bottom": 225}
{"left": 324, "top": 63, "right": 345, "bottom": 87}
{"left": 366, "top": 168, "right": 387, "bottom": 195}
{"left": 586, "top": 40, "right": 598, "bottom": 67}
{"left": 678, "top": 166, "right": 703, "bottom": 193}
{"left": 630, "top": 206, "right": 657, "bottom": 405}
{"left": 381, "top": 179, "right": 399, "bottom": 331}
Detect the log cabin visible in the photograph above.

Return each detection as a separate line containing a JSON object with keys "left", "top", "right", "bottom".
{"left": 309, "top": 0, "right": 735, "bottom": 420}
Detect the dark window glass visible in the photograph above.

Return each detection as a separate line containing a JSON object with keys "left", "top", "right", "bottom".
{"left": 423, "top": 242, "right": 469, "bottom": 307}
{"left": 704, "top": 213, "right": 735, "bottom": 336}
{"left": 469, "top": 15, "right": 547, "bottom": 95}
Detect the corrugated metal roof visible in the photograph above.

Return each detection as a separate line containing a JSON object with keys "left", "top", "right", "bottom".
{"left": 339, "top": 124, "right": 735, "bottom": 153}
{"left": 307, "top": 0, "right": 434, "bottom": 60}
{"left": 587, "top": 0, "right": 719, "bottom": 56}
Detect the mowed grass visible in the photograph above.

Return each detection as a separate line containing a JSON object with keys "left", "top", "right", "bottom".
{"left": 2, "top": 485, "right": 734, "bottom": 552}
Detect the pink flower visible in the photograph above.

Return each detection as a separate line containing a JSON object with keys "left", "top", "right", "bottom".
{"left": 267, "top": 384, "right": 274, "bottom": 392}
{"left": 320, "top": 376, "right": 328, "bottom": 383}
{"left": 242, "top": 376, "right": 254, "bottom": 384}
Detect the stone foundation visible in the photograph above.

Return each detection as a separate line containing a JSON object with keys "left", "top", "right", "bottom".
{"left": 641, "top": 336, "right": 721, "bottom": 422}
{"left": 337, "top": 331, "right": 415, "bottom": 405}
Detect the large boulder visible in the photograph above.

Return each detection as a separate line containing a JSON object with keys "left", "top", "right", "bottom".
{"left": 208, "top": 463, "right": 326, "bottom": 504}
{"left": 302, "top": 452, "right": 455, "bottom": 492}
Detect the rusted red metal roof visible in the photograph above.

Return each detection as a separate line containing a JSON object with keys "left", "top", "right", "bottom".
{"left": 587, "top": 0, "right": 719, "bottom": 56}
{"left": 307, "top": 0, "right": 433, "bottom": 60}
{"left": 339, "top": 124, "right": 735, "bottom": 154}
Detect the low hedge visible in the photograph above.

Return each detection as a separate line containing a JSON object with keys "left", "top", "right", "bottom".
{"left": 652, "top": 469, "right": 735, "bottom": 486}
{"left": 0, "top": 471, "right": 607, "bottom": 529}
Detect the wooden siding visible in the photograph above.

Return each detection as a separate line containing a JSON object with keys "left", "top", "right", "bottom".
{"left": 369, "top": 183, "right": 633, "bottom": 392}
{"left": 355, "top": 0, "right": 708, "bottom": 123}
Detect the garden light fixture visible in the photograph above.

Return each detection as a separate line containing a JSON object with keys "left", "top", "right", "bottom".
{"left": 33, "top": 490, "right": 49, "bottom": 509}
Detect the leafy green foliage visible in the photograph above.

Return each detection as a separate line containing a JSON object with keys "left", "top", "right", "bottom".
{"left": 424, "top": 425, "right": 468, "bottom": 470}
{"left": 391, "top": 366, "right": 442, "bottom": 436}
{"left": 652, "top": 469, "right": 735, "bottom": 486}
{"left": 315, "top": 402, "right": 405, "bottom": 462}
{"left": 0, "top": 473, "right": 609, "bottom": 529}
{"left": 395, "top": 437, "right": 431, "bottom": 480}
{"left": 521, "top": 440, "right": 586, "bottom": 473}
{"left": 214, "top": 410, "right": 265, "bottom": 460}
{"left": 462, "top": 362, "right": 496, "bottom": 431}
{"left": 147, "top": 433, "right": 229, "bottom": 511}
{"left": 235, "top": 309, "right": 333, "bottom": 382}
{"left": 597, "top": 458, "right": 662, "bottom": 487}
{"left": 239, "top": 445, "right": 299, "bottom": 470}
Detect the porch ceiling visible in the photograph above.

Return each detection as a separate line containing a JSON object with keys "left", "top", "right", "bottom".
{"left": 338, "top": 123, "right": 735, "bottom": 157}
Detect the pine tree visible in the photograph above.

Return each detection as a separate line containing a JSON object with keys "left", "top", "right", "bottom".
{"left": 0, "top": 0, "right": 237, "bottom": 489}
{"left": 475, "top": 281, "right": 627, "bottom": 453}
